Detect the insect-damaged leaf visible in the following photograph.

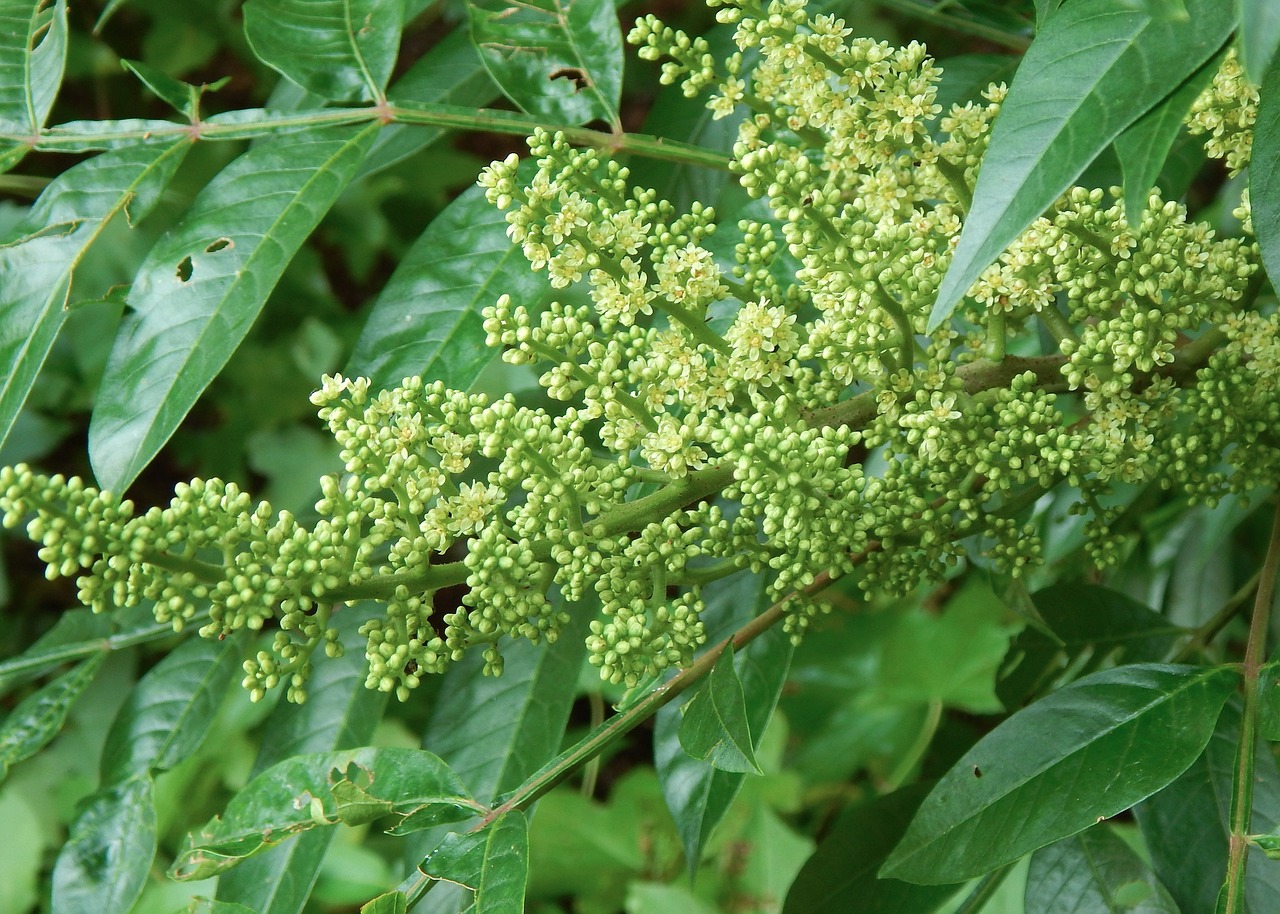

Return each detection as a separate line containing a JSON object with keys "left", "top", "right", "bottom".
{"left": 423, "top": 811, "right": 529, "bottom": 914}
{"left": 678, "top": 646, "right": 762, "bottom": 774}
{"left": 171, "top": 748, "right": 477, "bottom": 881}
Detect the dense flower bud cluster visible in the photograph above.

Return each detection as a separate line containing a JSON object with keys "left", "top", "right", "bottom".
{"left": 1, "top": 0, "right": 1274, "bottom": 699}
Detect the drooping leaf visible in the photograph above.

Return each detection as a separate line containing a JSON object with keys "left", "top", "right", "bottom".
{"left": 99, "top": 634, "right": 242, "bottom": 784}
{"left": 51, "top": 776, "right": 157, "bottom": 914}
{"left": 1136, "top": 701, "right": 1280, "bottom": 914}
{"left": 0, "top": 140, "right": 190, "bottom": 454}
{"left": 928, "top": 0, "right": 1236, "bottom": 329}
{"left": 1024, "top": 825, "right": 1180, "bottom": 913}
{"left": 171, "top": 748, "right": 477, "bottom": 881}
{"left": 423, "top": 811, "right": 529, "bottom": 914}
{"left": 89, "top": 123, "right": 379, "bottom": 493}
{"left": 1114, "top": 49, "right": 1222, "bottom": 225}
{"left": 678, "top": 646, "right": 762, "bottom": 774}
{"left": 783, "top": 783, "right": 962, "bottom": 914}
{"left": 0, "top": 605, "right": 167, "bottom": 695}
{"left": 346, "top": 179, "right": 550, "bottom": 391}
{"left": 242, "top": 0, "right": 402, "bottom": 102}
{"left": 655, "top": 571, "right": 792, "bottom": 872}
{"left": 403, "top": 597, "right": 589, "bottom": 914}
{"left": 217, "top": 608, "right": 388, "bottom": 914}
{"left": 1250, "top": 54, "right": 1280, "bottom": 293}
{"left": 881, "top": 663, "right": 1238, "bottom": 884}
{"left": 0, "top": 0, "right": 67, "bottom": 132}
{"left": 997, "top": 583, "right": 1183, "bottom": 709}
{"left": 1241, "top": 0, "right": 1280, "bottom": 84}
{"left": 359, "top": 28, "right": 498, "bottom": 179}
{"left": 0, "top": 654, "right": 103, "bottom": 780}
{"left": 467, "top": 0, "right": 623, "bottom": 127}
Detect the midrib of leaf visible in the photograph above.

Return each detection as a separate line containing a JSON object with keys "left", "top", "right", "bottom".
{"left": 141, "top": 641, "right": 234, "bottom": 774}
{"left": 342, "top": 0, "right": 382, "bottom": 102}
{"left": 19, "top": 1, "right": 47, "bottom": 130}
{"left": 553, "top": 0, "right": 615, "bottom": 126}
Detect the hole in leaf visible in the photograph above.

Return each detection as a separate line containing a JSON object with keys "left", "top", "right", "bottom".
{"left": 176, "top": 256, "right": 193, "bottom": 282}
{"left": 205, "top": 237, "right": 233, "bottom": 253}
{"left": 549, "top": 67, "right": 591, "bottom": 92}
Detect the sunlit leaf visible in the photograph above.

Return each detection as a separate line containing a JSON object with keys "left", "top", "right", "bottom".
{"left": 51, "top": 776, "right": 157, "bottom": 914}
{"left": 467, "top": 0, "right": 623, "bottom": 126}
{"left": 0, "top": 140, "right": 190, "bottom": 454}
{"left": 89, "top": 123, "right": 379, "bottom": 493}
{"left": 172, "top": 748, "right": 476, "bottom": 880}
{"left": 423, "top": 811, "right": 529, "bottom": 914}
{"left": 882, "top": 664, "right": 1237, "bottom": 884}
{"left": 243, "top": 0, "right": 402, "bottom": 102}
{"left": 678, "top": 646, "right": 762, "bottom": 774}
{"left": 346, "top": 180, "right": 549, "bottom": 391}
{"left": 928, "top": 0, "right": 1236, "bottom": 329}
{"left": 0, "top": 654, "right": 103, "bottom": 780}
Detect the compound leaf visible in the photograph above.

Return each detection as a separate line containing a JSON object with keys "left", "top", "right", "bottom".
{"left": 99, "top": 634, "right": 242, "bottom": 784}
{"left": 467, "top": 0, "right": 622, "bottom": 127}
{"left": 346, "top": 180, "right": 548, "bottom": 390}
{"left": 0, "top": 0, "right": 66, "bottom": 132}
{"left": 243, "top": 0, "right": 402, "bottom": 102}
{"left": 0, "top": 140, "right": 190, "bottom": 454}
{"left": 881, "top": 664, "right": 1237, "bottom": 884}
{"left": 51, "top": 776, "right": 157, "bottom": 914}
{"left": 89, "top": 123, "right": 379, "bottom": 493}
{"left": 423, "top": 811, "right": 529, "bottom": 914}
{"left": 929, "top": 0, "right": 1235, "bottom": 329}
{"left": 0, "top": 654, "right": 104, "bottom": 780}
{"left": 171, "top": 748, "right": 476, "bottom": 881}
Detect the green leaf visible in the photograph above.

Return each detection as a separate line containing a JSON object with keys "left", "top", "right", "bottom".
{"left": 171, "top": 748, "right": 476, "bottom": 881}
{"left": 216, "top": 609, "right": 388, "bottom": 914}
{"left": 51, "top": 776, "right": 157, "bottom": 914}
{"left": 997, "top": 583, "right": 1183, "bottom": 709}
{"left": 100, "top": 634, "right": 242, "bottom": 784}
{"left": 928, "top": 0, "right": 1236, "bottom": 329}
{"left": 186, "top": 901, "right": 258, "bottom": 914}
{"left": 0, "top": 654, "right": 103, "bottom": 780}
{"left": 467, "top": 0, "right": 623, "bottom": 127}
{"left": 242, "top": 0, "right": 402, "bottom": 102}
{"left": 0, "top": 605, "right": 167, "bottom": 695}
{"left": 1240, "top": 0, "right": 1280, "bottom": 83}
{"left": 1114, "top": 49, "right": 1222, "bottom": 225}
{"left": 1024, "top": 825, "right": 1180, "bottom": 913}
{"left": 120, "top": 59, "right": 226, "bottom": 119}
{"left": 360, "top": 892, "right": 408, "bottom": 914}
{"left": 783, "top": 783, "right": 962, "bottom": 914}
{"left": 0, "top": 0, "right": 67, "bottom": 132}
{"left": 0, "top": 140, "right": 190, "bottom": 454}
{"left": 678, "top": 646, "right": 762, "bottom": 774}
{"left": 423, "top": 811, "right": 529, "bottom": 914}
{"left": 1260, "top": 661, "right": 1280, "bottom": 742}
{"left": 1136, "top": 700, "right": 1280, "bottom": 913}
{"left": 881, "top": 663, "right": 1238, "bottom": 884}
{"left": 89, "top": 123, "right": 379, "bottom": 493}
{"left": 1250, "top": 54, "right": 1280, "bottom": 294}
{"left": 655, "top": 572, "right": 792, "bottom": 872}
{"left": 346, "top": 179, "right": 547, "bottom": 390}
{"left": 359, "top": 27, "right": 498, "bottom": 178}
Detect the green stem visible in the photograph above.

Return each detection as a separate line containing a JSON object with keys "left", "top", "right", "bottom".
{"left": 0, "top": 619, "right": 179, "bottom": 683}
{"left": 1222, "top": 499, "right": 1280, "bottom": 912}
{"left": 1038, "top": 306, "right": 1080, "bottom": 348}
{"left": 935, "top": 158, "right": 972, "bottom": 213}
{"left": 1172, "top": 569, "right": 1261, "bottom": 663}
{"left": 662, "top": 298, "right": 732, "bottom": 355}
{"left": 986, "top": 309, "right": 1007, "bottom": 361}
{"left": 885, "top": 698, "right": 942, "bottom": 790}
{"left": 950, "top": 865, "right": 1015, "bottom": 913}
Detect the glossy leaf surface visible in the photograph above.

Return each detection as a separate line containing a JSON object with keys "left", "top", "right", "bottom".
{"left": 1024, "top": 825, "right": 1179, "bottom": 913}
{"left": 0, "top": 0, "right": 66, "bottom": 132}
{"left": 172, "top": 748, "right": 476, "bottom": 880}
{"left": 678, "top": 647, "right": 761, "bottom": 774}
{"left": 0, "top": 140, "right": 189, "bottom": 453}
{"left": 51, "top": 776, "right": 156, "bottom": 914}
{"left": 423, "top": 811, "right": 529, "bottom": 914}
{"left": 1250, "top": 54, "right": 1280, "bottom": 296}
{"left": 783, "top": 783, "right": 962, "bottom": 914}
{"left": 929, "top": 0, "right": 1235, "bottom": 328}
{"left": 1137, "top": 702, "right": 1280, "bottom": 913}
{"left": 100, "top": 634, "right": 241, "bottom": 783}
{"left": 467, "top": 0, "right": 622, "bottom": 126}
{"left": 242, "top": 0, "right": 402, "bottom": 102}
{"left": 89, "top": 123, "right": 378, "bottom": 493}
{"left": 346, "top": 180, "right": 546, "bottom": 390}
{"left": 217, "top": 610, "right": 388, "bottom": 914}
{"left": 0, "top": 654, "right": 103, "bottom": 779}
{"left": 882, "top": 663, "right": 1237, "bottom": 884}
